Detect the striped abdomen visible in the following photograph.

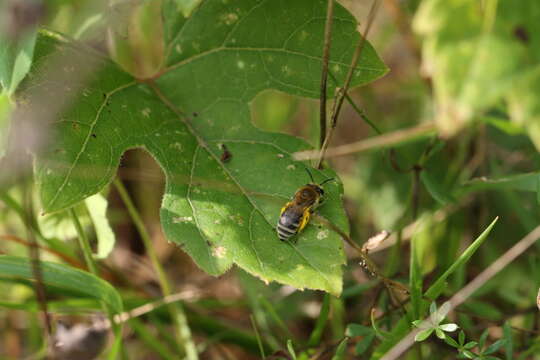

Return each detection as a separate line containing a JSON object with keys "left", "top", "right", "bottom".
{"left": 277, "top": 205, "right": 304, "bottom": 241}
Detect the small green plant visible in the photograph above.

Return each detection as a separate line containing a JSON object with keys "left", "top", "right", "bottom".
{"left": 445, "top": 329, "right": 507, "bottom": 360}
{"left": 413, "top": 302, "right": 507, "bottom": 360}
{"left": 412, "top": 301, "right": 458, "bottom": 341}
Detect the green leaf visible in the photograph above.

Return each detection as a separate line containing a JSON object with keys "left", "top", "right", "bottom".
{"left": 308, "top": 293, "right": 331, "bottom": 347}
{"left": 459, "top": 330, "right": 465, "bottom": 346}
{"left": 347, "top": 324, "right": 374, "bottom": 337}
{"left": 0, "top": 90, "right": 13, "bottom": 158}
{"left": 0, "top": 255, "right": 123, "bottom": 314}
{"left": 85, "top": 193, "right": 116, "bottom": 259}
{"left": 502, "top": 322, "right": 513, "bottom": 360}
{"left": 421, "top": 170, "right": 454, "bottom": 205}
{"left": 429, "top": 301, "right": 437, "bottom": 315}
{"left": 355, "top": 333, "right": 375, "bottom": 355}
{"left": 409, "top": 224, "right": 424, "bottom": 319}
{"left": 414, "top": 328, "right": 434, "bottom": 342}
{"left": 439, "top": 323, "right": 458, "bottom": 332}
{"left": 413, "top": 0, "right": 540, "bottom": 150}
{"left": 173, "top": 0, "right": 203, "bottom": 17}
{"left": 480, "top": 116, "right": 525, "bottom": 136}
{"left": 372, "top": 219, "right": 498, "bottom": 358}
{"left": 463, "top": 349, "right": 475, "bottom": 359}
{"left": 287, "top": 339, "right": 297, "bottom": 360}
{"left": 464, "top": 341, "right": 478, "bottom": 350}
{"left": 29, "top": 0, "right": 387, "bottom": 295}
{"left": 435, "top": 328, "right": 445, "bottom": 339}
{"left": 0, "top": 31, "right": 37, "bottom": 94}
{"left": 425, "top": 217, "right": 498, "bottom": 300}
{"left": 331, "top": 337, "right": 349, "bottom": 360}
{"left": 479, "top": 329, "right": 489, "bottom": 350}
{"left": 484, "top": 339, "right": 507, "bottom": 356}
{"left": 444, "top": 335, "right": 459, "bottom": 348}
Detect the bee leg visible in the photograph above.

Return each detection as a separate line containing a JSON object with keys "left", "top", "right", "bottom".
{"left": 298, "top": 210, "right": 311, "bottom": 233}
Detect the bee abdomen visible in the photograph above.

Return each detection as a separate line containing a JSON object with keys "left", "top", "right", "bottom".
{"left": 277, "top": 220, "right": 299, "bottom": 241}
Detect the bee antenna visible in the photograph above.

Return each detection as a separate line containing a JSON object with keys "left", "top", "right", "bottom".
{"left": 319, "top": 177, "right": 335, "bottom": 186}
{"left": 304, "top": 167, "right": 316, "bottom": 183}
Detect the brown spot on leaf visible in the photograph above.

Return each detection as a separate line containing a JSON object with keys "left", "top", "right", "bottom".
{"left": 219, "top": 143, "right": 232, "bottom": 163}
{"left": 513, "top": 26, "right": 529, "bottom": 43}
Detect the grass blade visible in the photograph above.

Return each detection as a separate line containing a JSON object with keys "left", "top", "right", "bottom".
{"left": 308, "top": 293, "right": 331, "bottom": 347}
{"left": 425, "top": 217, "right": 499, "bottom": 300}
{"left": 0, "top": 255, "right": 122, "bottom": 314}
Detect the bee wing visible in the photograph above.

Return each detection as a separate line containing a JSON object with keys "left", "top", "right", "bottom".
{"left": 279, "top": 204, "right": 304, "bottom": 228}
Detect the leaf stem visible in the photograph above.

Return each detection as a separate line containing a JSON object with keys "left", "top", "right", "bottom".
{"left": 316, "top": 0, "right": 380, "bottom": 169}
{"left": 70, "top": 208, "right": 98, "bottom": 275}
{"left": 318, "top": 0, "right": 335, "bottom": 153}
{"left": 113, "top": 177, "right": 198, "bottom": 360}
{"left": 328, "top": 71, "right": 382, "bottom": 135}
{"left": 312, "top": 214, "right": 409, "bottom": 300}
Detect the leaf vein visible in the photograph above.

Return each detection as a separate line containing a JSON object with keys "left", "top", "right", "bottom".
{"left": 187, "top": 145, "right": 219, "bottom": 274}
{"left": 45, "top": 81, "right": 136, "bottom": 211}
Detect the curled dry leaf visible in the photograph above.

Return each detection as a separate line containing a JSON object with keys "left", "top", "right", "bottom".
{"left": 362, "top": 230, "right": 390, "bottom": 253}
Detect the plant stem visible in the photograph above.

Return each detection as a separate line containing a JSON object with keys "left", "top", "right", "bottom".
{"left": 316, "top": 0, "right": 380, "bottom": 169}
{"left": 113, "top": 177, "right": 198, "bottom": 360}
{"left": 23, "top": 183, "right": 52, "bottom": 341}
{"left": 308, "top": 293, "right": 331, "bottom": 347}
{"left": 250, "top": 314, "right": 266, "bottom": 359}
{"left": 70, "top": 208, "right": 98, "bottom": 275}
{"left": 318, "top": 0, "right": 335, "bottom": 153}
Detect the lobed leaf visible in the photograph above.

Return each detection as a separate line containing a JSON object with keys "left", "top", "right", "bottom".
{"left": 28, "top": 0, "right": 388, "bottom": 295}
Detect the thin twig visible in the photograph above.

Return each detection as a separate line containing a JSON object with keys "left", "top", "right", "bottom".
{"left": 313, "top": 214, "right": 409, "bottom": 299}
{"left": 381, "top": 224, "right": 540, "bottom": 360}
{"left": 295, "top": 122, "right": 436, "bottom": 161}
{"left": 318, "top": 0, "right": 335, "bottom": 153}
{"left": 316, "top": 0, "right": 380, "bottom": 169}
{"left": 328, "top": 71, "right": 382, "bottom": 135}
{"left": 23, "top": 182, "right": 53, "bottom": 339}
{"left": 114, "top": 289, "right": 202, "bottom": 324}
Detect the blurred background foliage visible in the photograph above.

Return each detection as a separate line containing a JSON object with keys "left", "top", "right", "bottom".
{"left": 1, "top": 0, "right": 540, "bottom": 359}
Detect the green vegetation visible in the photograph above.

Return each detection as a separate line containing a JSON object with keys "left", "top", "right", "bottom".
{"left": 1, "top": 0, "right": 539, "bottom": 359}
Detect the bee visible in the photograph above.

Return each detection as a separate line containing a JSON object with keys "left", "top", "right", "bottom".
{"left": 277, "top": 169, "right": 334, "bottom": 241}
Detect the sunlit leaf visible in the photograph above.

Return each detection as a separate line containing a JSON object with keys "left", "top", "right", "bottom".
{"left": 85, "top": 193, "right": 115, "bottom": 259}
{"left": 28, "top": 0, "right": 388, "bottom": 295}
{"left": 414, "top": 328, "right": 433, "bottom": 342}
{"left": 0, "top": 31, "right": 36, "bottom": 94}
